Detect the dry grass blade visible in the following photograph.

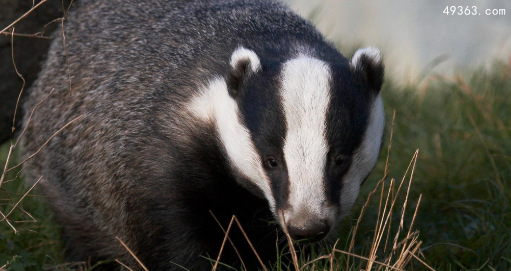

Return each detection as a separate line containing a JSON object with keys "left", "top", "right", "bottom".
{"left": 209, "top": 211, "right": 247, "bottom": 271}
{"left": 346, "top": 179, "right": 384, "bottom": 270}
{"left": 367, "top": 178, "right": 395, "bottom": 270}
{"left": 367, "top": 179, "right": 393, "bottom": 270}
{"left": 210, "top": 214, "right": 267, "bottom": 271}
{"left": 298, "top": 239, "right": 341, "bottom": 271}
{"left": 212, "top": 215, "right": 235, "bottom": 271}
{"left": 59, "top": 0, "right": 75, "bottom": 92}
{"left": 115, "top": 236, "right": 149, "bottom": 271}
{"left": 0, "top": 175, "right": 42, "bottom": 223}
{"left": 0, "top": 210, "right": 18, "bottom": 234}
{"left": 232, "top": 216, "right": 267, "bottom": 271}
{"left": 0, "top": 0, "right": 50, "bottom": 34}
{"left": 409, "top": 252, "right": 435, "bottom": 271}
{"left": 37, "top": 18, "right": 63, "bottom": 37}
{"left": 392, "top": 238, "right": 420, "bottom": 269}
{"left": 398, "top": 150, "right": 419, "bottom": 236}
{"left": 42, "top": 261, "right": 87, "bottom": 270}
{"left": 384, "top": 110, "right": 397, "bottom": 177}
{"left": 7, "top": 115, "right": 83, "bottom": 173}
{"left": 299, "top": 255, "right": 331, "bottom": 271}
{"left": 116, "top": 259, "right": 135, "bottom": 271}
{"left": 382, "top": 187, "right": 394, "bottom": 255}
{"left": 392, "top": 231, "right": 419, "bottom": 252}
{"left": 382, "top": 110, "right": 397, "bottom": 255}
{"left": 0, "top": 32, "right": 51, "bottom": 39}
{"left": 281, "top": 211, "right": 300, "bottom": 271}
{"left": 10, "top": 28, "right": 26, "bottom": 133}
{"left": 64, "top": 0, "right": 75, "bottom": 19}
{"left": 61, "top": 17, "right": 72, "bottom": 92}
{"left": 13, "top": 88, "right": 56, "bottom": 148}
{"left": 400, "top": 194, "right": 422, "bottom": 257}
{"left": 373, "top": 176, "right": 387, "bottom": 256}
{"left": 0, "top": 145, "right": 14, "bottom": 188}
{"left": 330, "top": 239, "right": 339, "bottom": 271}
{"left": 392, "top": 150, "right": 419, "bottom": 258}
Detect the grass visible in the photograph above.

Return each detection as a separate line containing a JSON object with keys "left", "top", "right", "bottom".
{"left": 1, "top": 58, "right": 510, "bottom": 270}
{"left": 0, "top": 144, "right": 65, "bottom": 270}
{"left": 377, "top": 61, "right": 511, "bottom": 270}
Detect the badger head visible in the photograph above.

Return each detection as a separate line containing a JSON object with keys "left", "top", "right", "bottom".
{"left": 190, "top": 46, "right": 385, "bottom": 242}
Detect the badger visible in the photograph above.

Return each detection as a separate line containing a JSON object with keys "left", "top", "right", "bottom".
{"left": 22, "top": 0, "right": 385, "bottom": 270}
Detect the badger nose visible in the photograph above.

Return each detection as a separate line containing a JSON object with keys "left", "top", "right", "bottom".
{"left": 286, "top": 219, "right": 330, "bottom": 242}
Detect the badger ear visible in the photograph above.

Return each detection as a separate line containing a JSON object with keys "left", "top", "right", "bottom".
{"left": 227, "top": 47, "right": 261, "bottom": 97}
{"left": 350, "top": 47, "right": 384, "bottom": 93}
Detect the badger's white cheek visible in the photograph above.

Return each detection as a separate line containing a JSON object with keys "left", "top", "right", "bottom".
{"left": 339, "top": 169, "right": 362, "bottom": 217}
{"left": 188, "top": 78, "right": 276, "bottom": 211}
{"left": 340, "top": 94, "right": 384, "bottom": 217}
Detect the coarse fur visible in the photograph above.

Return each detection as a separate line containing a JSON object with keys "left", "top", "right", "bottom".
{"left": 22, "top": 0, "right": 385, "bottom": 270}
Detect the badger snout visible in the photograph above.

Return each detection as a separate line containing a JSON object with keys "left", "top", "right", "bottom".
{"left": 286, "top": 218, "right": 330, "bottom": 242}
{"left": 282, "top": 206, "right": 334, "bottom": 242}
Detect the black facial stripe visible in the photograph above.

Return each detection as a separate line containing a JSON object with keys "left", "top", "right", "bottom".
{"left": 326, "top": 157, "right": 353, "bottom": 203}
{"left": 238, "top": 61, "right": 290, "bottom": 210}
{"left": 267, "top": 159, "right": 289, "bottom": 210}
{"left": 324, "top": 64, "right": 372, "bottom": 206}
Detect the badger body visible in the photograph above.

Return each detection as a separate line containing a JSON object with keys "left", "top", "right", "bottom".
{"left": 22, "top": 0, "right": 385, "bottom": 270}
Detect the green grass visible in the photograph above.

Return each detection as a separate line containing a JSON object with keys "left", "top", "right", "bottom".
{"left": 376, "top": 61, "right": 511, "bottom": 270}
{"left": 1, "top": 60, "right": 510, "bottom": 270}
{"left": 0, "top": 145, "right": 65, "bottom": 270}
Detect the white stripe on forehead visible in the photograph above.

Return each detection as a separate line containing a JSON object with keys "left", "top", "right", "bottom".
{"left": 340, "top": 94, "right": 385, "bottom": 216}
{"left": 189, "top": 78, "right": 275, "bottom": 211}
{"left": 280, "top": 56, "right": 331, "bottom": 215}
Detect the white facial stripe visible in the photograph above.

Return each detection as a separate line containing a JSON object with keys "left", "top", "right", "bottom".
{"left": 189, "top": 78, "right": 275, "bottom": 210}
{"left": 340, "top": 94, "right": 385, "bottom": 216}
{"left": 280, "top": 56, "right": 331, "bottom": 217}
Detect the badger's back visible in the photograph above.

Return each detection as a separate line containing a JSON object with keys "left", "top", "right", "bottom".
{"left": 24, "top": 0, "right": 339, "bottom": 163}
{"left": 22, "top": 0, "right": 384, "bottom": 270}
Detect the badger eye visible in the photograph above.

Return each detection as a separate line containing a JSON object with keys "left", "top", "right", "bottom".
{"left": 334, "top": 156, "right": 350, "bottom": 167}
{"left": 266, "top": 156, "right": 279, "bottom": 169}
